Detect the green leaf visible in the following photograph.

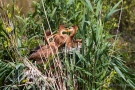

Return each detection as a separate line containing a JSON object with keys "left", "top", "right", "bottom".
{"left": 16, "top": 63, "right": 24, "bottom": 69}
{"left": 113, "top": 63, "right": 126, "bottom": 81}
{"left": 96, "top": 0, "right": 102, "bottom": 17}
{"left": 15, "top": 15, "right": 25, "bottom": 23}
{"left": 76, "top": 66, "right": 92, "bottom": 76}
{"left": 50, "top": 7, "right": 57, "bottom": 19}
{"left": 67, "top": 0, "right": 74, "bottom": 5}
{"left": 17, "top": 38, "right": 21, "bottom": 48}
{"left": 127, "top": 79, "right": 135, "bottom": 88}
{"left": 105, "top": 9, "right": 121, "bottom": 22}
{"left": 68, "top": 11, "right": 81, "bottom": 22}
{"left": 75, "top": 50, "right": 86, "bottom": 63}
{"left": 85, "top": 0, "right": 93, "bottom": 12}
{"left": 104, "top": 0, "right": 122, "bottom": 22}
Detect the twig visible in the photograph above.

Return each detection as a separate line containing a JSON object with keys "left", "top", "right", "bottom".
{"left": 111, "top": 0, "right": 123, "bottom": 52}
{"left": 41, "top": 0, "right": 52, "bottom": 34}
{"left": 115, "top": 0, "right": 123, "bottom": 39}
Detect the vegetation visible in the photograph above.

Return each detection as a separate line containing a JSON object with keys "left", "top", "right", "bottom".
{"left": 0, "top": 0, "right": 135, "bottom": 90}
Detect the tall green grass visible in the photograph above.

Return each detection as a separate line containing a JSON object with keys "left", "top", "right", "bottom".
{"left": 0, "top": 0, "right": 135, "bottom": 90}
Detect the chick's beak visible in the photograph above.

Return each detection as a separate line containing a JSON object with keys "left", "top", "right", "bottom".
{"left": 52, "top": 33, "right": 57, "bottom": 36}
{"left": 65, "top": 28, "right": 71, "bottom": 32}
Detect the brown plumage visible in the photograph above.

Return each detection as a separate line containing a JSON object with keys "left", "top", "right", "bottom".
{"left": 28, "top": 43, "right": 58, "bottom": 63}
{"left": 28, "top": 25, "right": 82, "bottom": 63}
{"left": 66, "top": 26, "right": 82, "bottom": 49}
{"left": 29, "top": 45, "right": 44, "bottom": 55}
{"left": 44, "top": 30, "right": 55, "bottom": 45}
{"left": 29, "top": 31, "right": 58, "bottom": 63}
{"left": 54, "top": 25, "right": 69, "bottom": 48}
{"left": 28, "top": 25, "right": 68, "bottom": 63}
{"left": 73, "top": 39, "right": 82, "bottom": 48}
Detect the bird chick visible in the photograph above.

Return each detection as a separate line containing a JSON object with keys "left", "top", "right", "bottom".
{"left": 54, "top": 25, "right": 69, "bottom": 48}
{"left": 28, "top": 43, "right": 58, "bottom": 64}
{"left": 65, "top": 25, "right": 81, "bottom": 49}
